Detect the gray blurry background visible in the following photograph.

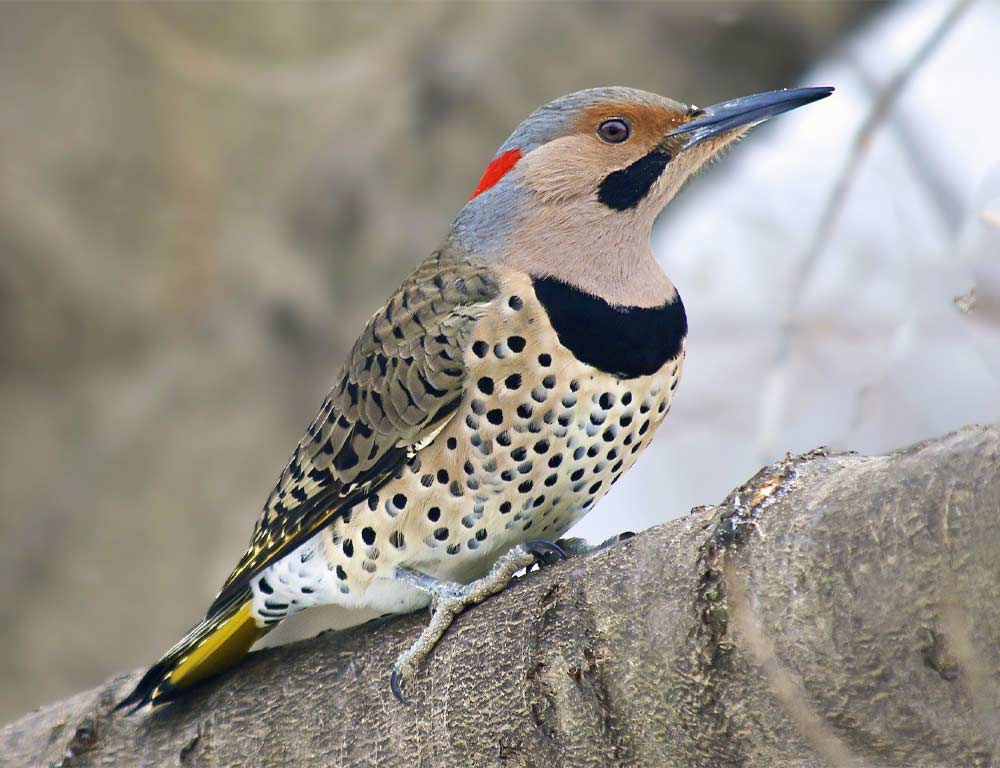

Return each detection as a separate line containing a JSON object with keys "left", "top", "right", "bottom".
{"left": 6, "top": 0, "right": 989, "bottom": 721}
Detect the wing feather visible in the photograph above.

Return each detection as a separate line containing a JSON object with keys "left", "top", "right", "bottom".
{"left": 207, "top": 250, "right": 498, "bottom": 616}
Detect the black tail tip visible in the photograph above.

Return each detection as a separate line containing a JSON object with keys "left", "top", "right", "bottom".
{"left": 113, "top": 663, "right": 175, "bottom": 715}
{"left": 113, "top": 684, "right": 153, "bottom": 716}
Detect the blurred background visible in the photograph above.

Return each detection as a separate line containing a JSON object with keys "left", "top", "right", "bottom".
{"left": 2, "top": 1, "right": 997, "bottom": 722}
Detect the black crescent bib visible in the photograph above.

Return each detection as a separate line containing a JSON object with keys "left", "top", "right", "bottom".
{"left": 531, "top": 276, "right": 687, "bottom": 379}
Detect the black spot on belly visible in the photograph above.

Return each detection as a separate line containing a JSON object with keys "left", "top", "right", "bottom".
{"left": 532, "top": 277, "right": 686, "bottom": 378}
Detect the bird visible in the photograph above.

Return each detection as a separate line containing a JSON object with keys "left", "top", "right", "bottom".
{"left": 115, "top": 84, "right": 833, "bottom": 712}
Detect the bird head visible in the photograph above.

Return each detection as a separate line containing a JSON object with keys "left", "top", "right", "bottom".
{"left": 450, "top": 86, "right": 833, "bottom": 306}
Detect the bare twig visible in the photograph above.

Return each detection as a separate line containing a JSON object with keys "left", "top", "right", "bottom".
{"left": 791, "top": 0, "right": 973, "bottom": 302}
{"left": 756, "top": 0, "right": 974, "bottom": 462}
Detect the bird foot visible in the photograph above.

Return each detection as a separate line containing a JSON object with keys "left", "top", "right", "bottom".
{"left": 522, "top": 538, "right": 567, "bottom": 567}
{"left": 389, "top": 540, "right": 565, "bottom": 702}
{"left": 551, "top": 531, "right": 635, "bottom": 559}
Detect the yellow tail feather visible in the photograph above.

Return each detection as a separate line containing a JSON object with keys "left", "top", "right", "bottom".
{"left": 116, "top": 598, "right": 270, "bottom": 712}
{"left": 161, "top": 602, "right": 265, "bottom": 695}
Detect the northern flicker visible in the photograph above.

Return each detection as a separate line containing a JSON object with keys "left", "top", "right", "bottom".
{"left": 116, "top": 84, "right": 833, "bottom": 711}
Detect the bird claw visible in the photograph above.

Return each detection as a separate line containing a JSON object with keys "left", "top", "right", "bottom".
{"left": 550, "top": 531, "right": 636, "bottom": 558}
{"left": 390, "top": 666, "right": 409, "bottom": 705}
{"left": 523, "top": 538, "right": 566, "bottom": 569}
{"left": 601, "top": 530, "right": 636, "bottom": 548}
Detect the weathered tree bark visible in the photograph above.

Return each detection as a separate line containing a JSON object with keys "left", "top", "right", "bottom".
{"left": 3, "top": 425, "right": 999, "bottom": 768}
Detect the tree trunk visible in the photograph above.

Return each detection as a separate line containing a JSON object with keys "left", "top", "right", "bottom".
{"left": 3, "top": 425, "right": 999, "bottom": 768}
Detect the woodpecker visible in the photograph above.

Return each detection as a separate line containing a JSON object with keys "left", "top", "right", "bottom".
{"left": 116, "top": 84, "right": 832, "bottom": 711}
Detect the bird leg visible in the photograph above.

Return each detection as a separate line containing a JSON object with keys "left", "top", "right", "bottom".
{"left": 389, "top": 539, "right": 564, "bottom": 702}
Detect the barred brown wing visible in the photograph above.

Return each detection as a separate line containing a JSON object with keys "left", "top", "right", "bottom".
{"left": 208, "top": 250, "right": 499, "bottom": 616}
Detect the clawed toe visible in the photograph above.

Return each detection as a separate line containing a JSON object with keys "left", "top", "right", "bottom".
{"left": 604, "top": 530, "right": 635, "bottom": 547}
{"left": 523, "top": 538, "right": 567, "bottom": 567}
{"left": 390, "top": 666, "right": 409, "bottom": 705}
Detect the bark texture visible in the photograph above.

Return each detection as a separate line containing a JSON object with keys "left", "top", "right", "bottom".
{"left": 3, "top": 425, "right": 999, "bottom": 768}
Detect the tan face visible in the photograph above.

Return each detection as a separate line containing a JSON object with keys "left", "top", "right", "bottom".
{"left": 493, "top": 98, "right": 754, "bottom": 308}
{"left": 516, "top": 100, "right": 747, "bottom": 219}
{"left": 456, "top": 86, "right": 831, "bottom": 307}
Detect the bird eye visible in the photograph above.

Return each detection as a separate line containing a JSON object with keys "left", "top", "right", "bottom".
{"left": 597, "top": 118, "right": 630, "bottom": 144}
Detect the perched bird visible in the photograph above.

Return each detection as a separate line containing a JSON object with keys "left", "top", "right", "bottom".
{"left": 116, "top": 84, "right": 832, "bottom": 711}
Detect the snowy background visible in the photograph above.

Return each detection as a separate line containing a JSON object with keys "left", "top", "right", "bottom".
{"left": 580, "top": 0, "right": 1000, "bottom": 543}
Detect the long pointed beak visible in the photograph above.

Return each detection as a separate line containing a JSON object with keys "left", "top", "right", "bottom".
{"left": 665, "top": 86, "right": 834, "bottom": 150}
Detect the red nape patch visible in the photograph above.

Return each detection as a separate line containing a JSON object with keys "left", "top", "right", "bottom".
{"left": 469, "top": 149, "right": 521, "bottom": 200}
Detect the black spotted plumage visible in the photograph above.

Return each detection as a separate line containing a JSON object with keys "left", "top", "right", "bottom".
{"left": 208, "top": 250, "right": 500, "bottom": 614}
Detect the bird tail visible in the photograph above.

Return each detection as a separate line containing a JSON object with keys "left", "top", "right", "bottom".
{"left": 115, "top": 592, "right": 270, "bottom": 713}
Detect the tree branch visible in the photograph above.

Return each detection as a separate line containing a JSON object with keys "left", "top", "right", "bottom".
{"left": 4, "top": 425, "right": 999, "bottom": 767}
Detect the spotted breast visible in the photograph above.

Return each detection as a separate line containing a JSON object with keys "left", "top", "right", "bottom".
{"left": 250, "top": 266, "right": 686, "bottom": 622}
